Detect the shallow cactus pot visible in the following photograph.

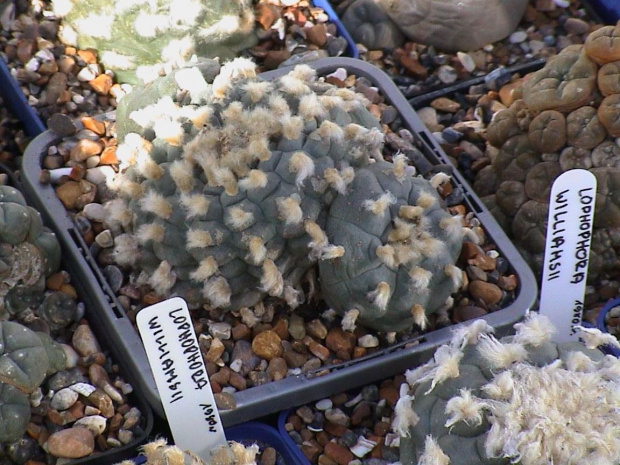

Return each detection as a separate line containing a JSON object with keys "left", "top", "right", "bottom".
{"left": 0, "top": 166, "right": 154, "bottom": 465}
{"left": 21, "top": 57, "right": 536, "bottom": 426}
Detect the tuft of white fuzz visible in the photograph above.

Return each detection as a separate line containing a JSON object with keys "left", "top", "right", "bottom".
{"left": 277, "top": 195, "right": 303, "bottom": 226}
{"left": 417, "top": 191, "right": 437, "bottom": 209}
{"left": 239, "top": 307, "right": 260, "bottom": 328}
{"left": 363, "top": 191, "right": 396, "bottom": 216}
{"left": 203, "top": 277, "right": 231, "bottom": 308}
{"left": 225, "top": 206, "right": 255, "bottom": 231}
{"left": 248, "top": 137, "right": 271, "bottom": 162}
{"left": 100, "top": 51, "right": 135, "bottom": 71}
{"left": 445, "top": 388, "right": 488, "bottom": 428}
{"left": 169, "top": 160, "right": 195, "bottom": 192}
{"left": 304, "top": 219, "right": 328, "bottom": 252}
{"left": 323, "top": 168, "right": 347, "bottom": 195}
{"left": 439, "top": 215, "right": 465, "bottom": 242}
{"left": 113, "top": 234, "right": 140, "bottom": 266}
{"left": 179, "top": 193, "right": 210, "bottom": 219}
{"left": 239, "top": 170, "right": 268, "bottom": 191}
{"left": 341, "top": 309, "right": 359, "bottom": 332}
{"left": 430, "top": 172, "right": 451, "bottom": 189}
{"left": 408, "top": 266, "right": 432, "bottom": 292}
{"left": 281, "top": 116, "right": 304, "bottom": 140}
{"left": 212, "top": 58, "right": 257, "bottom": 99}
{"left": 189, "top": 257, "right": 218, "bottom": 282}
{"left": 477, "top": 334, "right": 528, "bottom": 369}
{"left": 513, "top": 312, "right": 556, "bottom": 347}
{"left": 141, "top": 438, "right": 168, "bottom": 462}
{"left": 316, "top": 120, "right": 344, "bottom": 142}
{"left": 319, "top": 245, "right": 345, "bottom": 260}
{"left": 298, "top": 94, "right": 325, "bottom": 120}
{"left": 243, "top": 81, "right": 272, "bottom": 103}
{"left": 260, "top": 259, "right": 283, "bottom": 297}
{"left": 398, "top": 205, "right": 423, "bottom": 221}
{"left": 73, "top": 13, "right": 114, "bottom": 40}
{"left": 418, "top": 436, "right": 450, "bottom": 465}
{"left": 104, "top": 198, "right": 132, "bottom": 228}
{"left": 392, "top": 153, "right": 409, "bottom": 181}
{"left": 392, "top": 383, "right": 419, "bottom": 436}
{"left": 283, "top": 284, "right": 302, "bottom": 309}
{"left": 340, "top": 166, "right": 355, "bottom": 186}
{"left": 187, "top": 229, "right": 215, "bottom": 249}
{"left": 481, "top": 370, "right": 515, "bottom": 400}
{"left": 575, "top": 325, "right": 620, "bottom": 349}
{"left": 427, "top": 344, "right": 463, "bottom": 393}
{"left": 189, "top": 106, "right": 212, "bottom": 129}
{"left": 389, "top": 218, "right": 414, "bottom": 243}
{"left": 268, "top": 94, "right": 290, "bottom": 118}
{"left": 148, "top": 261, "right": 176, "bottom": 296}
{"left": 376, "top": 244, "right": 397, "bottom": 269}
{"left": 565, "top": 350, "right": 598, "bottom": 372}
{"left": 135, "top": 150, "right": 164, "bottom": 181}
{"left": 411, "top": 304, "right": 428, "bottom": 330}
{"left": 444, "top": 264, "right": 464, "bottom": 293}
{"left": 246, "top": 236, "right": 267, "bottom": 265}
{"left": 450, "top": 319, "right": 495, "bottom": 349}
{"left": 367, "top": 282, "right": 391, "bottom": 312}
{"left": 139, "top": 191, "right": 172, "bottom": 220}
{"left": 278, "top": 75, "right": 310, "bottom": 96}
{"left": 153, "top": 117, "right": 184, "bottom": 147}
{"left": 420, "top": 236, "right": 447, "bottom": 259}
{"left": 137, "top": 224, "right": 165, "bottom": 244}
{"left": 288, "top": 64, "right": 316, "bottom": 82}
{"left": 162, "top": 446, "right": 185, "bottom": 465}
{"left": 288, "top": 152, "right": 315, "bottom": 187}
{"left": 463, "top": 227, "right": 482, "bottom": 245}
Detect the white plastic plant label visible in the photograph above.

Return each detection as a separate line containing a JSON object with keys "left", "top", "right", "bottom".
{"left": 539, "top": 169, "right": 596, "bottom": 342}
{"left": 136, "top": 297, "right": 227, "bottom": 458}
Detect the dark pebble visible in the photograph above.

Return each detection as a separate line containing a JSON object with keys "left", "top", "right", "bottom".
{"left": 288, "top": 431, "right": 303, "bottom": 445}
{"left": 442, "top": 127, "right": 463, "bottom": 143}
{"left": 48, "top": 114, "right": 77, "bottom": 137}
{"left": 381, "top": 446, "right": 400, "bottom": 463}
{"left": 47, "top": 368, "right": 87, "bottom": 391}
{"left": 231, "top": 340, "right": 261, "bottom": 376}
{"left": 340, "top": 431, "right": 358, "bottom": 448}
{"left": 7, "top": 436, "right": 37, "bottom": 464}
{"left": 74, "top": 215, "right": 92, "bottom": 235}
{"left": 484, "top": 67, "right": 512, "bottom": 90}
{"left": 495, "top": 257, "right": 509, "bottom": 274}
{"left": 361, "top": 385, "right": 379, "bottom": 402}
{"left": 380, "top": 107, "right": 398, "bottom": 125}
{"left": 444, "top": 186, "right": 465, "bottom": 206}
{"left": 326, "top": 36, "right": 348, "bottom": 56}
{"left": 103, "top": 265, "right": 124, "bottom": 293}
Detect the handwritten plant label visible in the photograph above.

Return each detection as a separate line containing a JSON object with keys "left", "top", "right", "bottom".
{"left": 539, "top": 169, "right": 596, "bottom": 342}
{"left": 136, "top": 297, "right": 226, "bottom": 458}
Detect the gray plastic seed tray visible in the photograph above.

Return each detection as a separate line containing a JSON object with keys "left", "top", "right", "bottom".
{"left": 21, "top": 57, "right": 537, "bottom": 426}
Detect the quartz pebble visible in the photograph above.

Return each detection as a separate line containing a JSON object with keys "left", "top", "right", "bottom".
{"left": 50, "top": 388, "right": 79, "bottom": 411}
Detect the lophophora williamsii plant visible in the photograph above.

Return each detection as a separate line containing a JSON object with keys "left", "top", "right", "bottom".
{"left": 104, "top": 57, "right": 467, "bottom": 333}
{"left": 118, "top": 438, "right": 258, "bottom": 465}
{"left": 474, "top": 22, "right": 620, "bottom": 280}
{"left": 0, "top": 186, "right": 69, "bottom": 441}
{"left": 52, "top": 0, "right": 257, "bottom": 84}
{"left": 393, "top": 313, "right": 620, "bottom": 465}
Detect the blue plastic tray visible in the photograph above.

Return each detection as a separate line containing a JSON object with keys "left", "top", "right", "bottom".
{"left": 596, "top": 298, "right": 620, "bottom": 357}
{"left": 586, "top": 0, "right": 620, "bottom": 23}
{"left": 312, "top": 0, "right": 359, "bottom": 58}
{"left": 277, "top": 411, "right": 312, "bottom": 465}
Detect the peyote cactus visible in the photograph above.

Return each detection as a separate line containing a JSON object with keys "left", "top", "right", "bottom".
{"left": 117, "top": 437, "right": 258, "bottom": 465}
{"left": 0, "top": 186, "right": 61, "bottom": 318}
{"left": 105, "top": 58, "right": 465, "bottom": 332}
{"left": 394, "top": 313, "right": 620, "bottom": 465}
{"left": 52, "top": 0, "right": 257, "bottom": 84}
{"left": 474, "top": 25, "right": 620, "bottom": 280}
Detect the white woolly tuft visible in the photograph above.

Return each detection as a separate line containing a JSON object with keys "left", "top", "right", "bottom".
{"left": 169, "top": 160, "right": 195, "bottom": 192}
{"left": 288, "top": 152, "right": 315, "bottom": 187}
{"left": 148, "top": 261, "right": 176, "bottom": 296}
{"left": 408, "top": 266, "right": 433, "bottom": 292}
{"left": 417, "top": 191, "right": 437, "bottom": 209}
{"left": 340, "top": 166, "right": 355, "bottom": 187}
{"left": 277, "top": 196, "right": 303, "bottom": 226}
{"left": 439, "top": 215, "right": 465, "bottom": 242}
{"left": 389, "top": 218, "right": 414, "bottom": 243}
{"left": 268, "top": 94, "right": 290, "bottom": 118}
{"left": 575, "top": 325, "right": 620, "bottom": 349}
{"left": 186, "top": 229, "right": 214, "bottom": 249}
{"left": 482, "top": 370, "right": 515, "bottom": 400}
{"left": 319, "top": 245, "right": 345, "bottom": 260}
{"left": 392, "top": 153, "right": 409, "bottom": 181}
{"left": 135, "top": 149, "right": 164, "bottom": 181}
{"left": 565, "top": 350, "right": 598, "bottom": 373}
{"left": 341, "top": 309, "right": 359, "bottom": 332}
{"left": 430, "top": 172, "right": 451, "bottom": 189}
{"left": 113, "top": 234, "right": 140, "bottom": 266}
{"left": 376, "top": 244, "right": 397, "bottom": 269}
{"left": 323, "top": 168, "right": 347, "bottom": 195}
{"left": 260, "top": 259, "right": 284, "bottom": 297}
{"left": 136, "top": 223, "right": 165, "bottom": 244}
{"left": 104, "top": 198, "right": 132, "bottom": 228}
{"left": 179, "top": 193, "right": 210, "bottom": 219}
{"left": 140, "top": 438, "right": 168, "bottom": 462}
{"left": 513, "top": 313, "right": 557, "bottom": 347}
{"left": 411, "top": 304, "right": 428, "bottom": 330}
{"left": 304, "top": 220, "right": 328, "bottom": 253}
{"left": 225, "top": 206, "right": 255, "bottom": 231}
{"left": 248, "top": 137, "right": 271, "bottom": 162}
{"left": 190, "top": 257, "right": 218, "bottom": 282}
{"left": 239, "top": 170, "right": 268, "bottom": 191}
{"left": 367, "top": 282, "right": 391, "bottom": 312}
{"left": 450, "top": 319, "right": 495, "bottom": 349}
{"left": 246, "top": 236, "right": 267, "bottom": 265}
{"left": 289, "top": 64, "right": 316, "bottom": 81}
{"left": 189, "top": 106, "right": 212, "bottom": 129}
{"left": 420, "top": 237, "right": 447, "bottom": 259}
{"left": 203, "top": 276, "right": 231, "bottom": 308}
{"left": 139, "top": 191, "right": 172, "bottom": 219}
{"left": 398, "top": 205, "right": 423, "bottom": 221}
{"left": 243, "top": 81, "right": 272, "bottom": 103}
{"left": 239, "top": 307, "right": 260, "bottom": 328}
{"left": 317, "top": 120, "right": 344, "bottom": 142}
{"left": 222, "top": 101, "right": 244, "bottom": 124}
{"left": 212, "top": 57, "right": 257, "bottom": 99}
{"left": 463, "top": 227, "right": 482, "bottom": 245}
{"left": 445, "top": 388, "right": 488, "bottom": 428}
{"left": 162, "top": 446, "right": 185, "bottom": 465}
{"left": 477, "top": 334, "right": 528, "bottom": 369}
{"left": 418, "top": 436, "right": 450, "bottom": 465}
{"left": 392, "top": 383, "right": 419, "bottom": 437}
{"left": 283, "top": 284, "right": 302, "bottom": 309}
{"left": 427, "top": 344, "right": 463, "bottom": 393}
{"left": 153, "top": 117, "right": 184, "bottom": 146}
{"left": 444, "top": 264, "right": 464, "bottom": 293}
{"left": 298, "top": 94, "right": 325, "bottom": 120}
{"left": 281, "top": 116, "right": 304, "bottom": 140}
{"left": 363, "top": 191, "right": 396, "bottom": 216}
{"left": 278, "top": 75, "right": 310, "bottom": 96}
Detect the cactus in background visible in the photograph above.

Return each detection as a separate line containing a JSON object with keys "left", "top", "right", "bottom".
{"left": 0, "top": 186, "right": 61, "bottom": 319}
{"left": 52, "top": 0, "right": 257, "bottom": 84}
{"left": 394, "top": 313, "right": 620, "bottom": 465}
{"left": 106, "top": 58, "right": 465, "bottom": 332}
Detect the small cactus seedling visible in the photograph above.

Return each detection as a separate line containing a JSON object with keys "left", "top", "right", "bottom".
{"left": 106, "top": 58, "right": 465, "bottom": 332}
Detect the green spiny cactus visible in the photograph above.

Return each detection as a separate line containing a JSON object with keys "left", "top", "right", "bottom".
{"left": 53, "top": 0, "right": 257, "bottom": 85}
{"left": 105, "top": 58, "right": 465, "bottom": 332}
{"left": 394, "top": 313, "right": 620, "bottom": 465}
{"left": 0, "top": 186, "right": 61, "bottom": 319}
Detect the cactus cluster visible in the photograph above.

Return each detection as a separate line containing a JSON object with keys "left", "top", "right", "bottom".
{"left": 52, "top": 0, "right": 257, "bottom": 84}
{"left": 474, "top": 24, "right": 620, "bottom": 280}
{"left": 394, "top": 313, "right": 620, "bottom": 465}
{"left": 105, "top": 58, "right": 466, "bottom": 332}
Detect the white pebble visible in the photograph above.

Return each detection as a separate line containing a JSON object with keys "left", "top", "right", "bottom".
{"left": 325, "top": 408, "right": 349, "bottom": 426}
{"left": 437, "top": 65, "right": 457, "bottom": 84}
{"left": 85, "top": 166, "right": 115, "bottom": 185}
{"left": 70, "top": 382, "right": 97, "bottom": 397}
{"left": 208, "top": 322, "right": 232, "bottom": 340}
{"left": 351, "top": 437, "right": 378, "bottom": 458}
{"left": 61, "top": 344, "right": 80, "bottom": 368}
{"left": 416, "top": 107, "right": 438, "bottom": 128}
{"left": 25, "top": 57, "right": 40, "bottom": 73}
{"left": 50, "top": 388, "right": 79, "bottom": 411}
{"left": 83, "top": 203, "right": 107, "bottom": 223}
{"left": 77, "top": 66, "right": 97, "bottom": 82}
{"left": 75, "top": 415, "right": 107, "bottom": 435}
{"left": 456, "top": 52, "right": 476, "bottom": 72}
{"left": 29, "top": 388, "right": 43, "bottom": 408}
{"left": 48, "top": 167, "right": 73, "bottom": 184}
{"left": 509, "top": 31, "right": 528, "bottom": 44}
{"left": 118, "top": 429, "right": 134, "bottom": 445}
{"left": 35, "top": 48, "right": 55, "bottom": 62}
{"left": 95, "top": 230, "right": 114, "bottom": 248}
{"left": 326, "top": 68, "right": 347, "bottom": 81}
{"left": 107, "top": 438, "right": 122, "bottom": 448}
{"left": 358, "top": 334, "right": 379, "bottom": 348}
{"left": 230, "top": 359, "right": 243, "bottom": 372}
{"left": 315, "top": 399, "right": 333, "bottom": 411}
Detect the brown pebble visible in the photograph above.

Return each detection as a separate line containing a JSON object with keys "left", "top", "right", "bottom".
{"left": 378, "top": 386, "right": 399, "bottom": 407}
{"left": 301, "top": 441, "right": 322, "bottom": 462}
{"left": 431, "top": 97, "right": 461, "bottom": 113}
{"left": 72, "top": 324, "right": 102, "bottom": 356}
{"left": 46, "top": 427, "right": 95, "bottom": 458}
{"left": 324, "top": 441, "right": 354, "bottom": 465}
{"left": 263, "top": 50, "right": 292, "bottom": 70}
{"left": 77, "top": 49, "right": 97, "bottom": 64}
{"left": 267, "top": 357, "right": 288, "bottom": 381}
{"left": 87, "top": 389, "right": 115, "bottom": 418}
{"left": 99, "top": 146, "right": 119, "bottom": 165}
{"left": 318, "top": 454, "right": 338, "bottom": 465}
{"left": 467, "top": 252, "right": 496, "bottom": 271}
{"left": 70, "top": 139, "right": 103, "bottom": 162}
{"left": 307, "top": 340, "right": 330, "bottom": 361}
{"left": 89, "top": 74, "right": 113, "bottom": 94}
{"left": 350, "top": 401, "right": 371, "bottom": 425}
{"left": 229, "top": 371, "right": 247, "bottom": 391}
{"left": 261, "top": 447, "right": 277, "bottom": 465}
{"left": 323, "top": 421, "right": 349, "bottom": 437}
{"left": 206, "top": 338, "right": 226, "bottom": 362}
{"left": 272, "top": 318, "right": 290, "bottom": 340}
{"left": 399, "top": 55, "right": 428, "bottom": 78}
{"left": 374, "top": 421, "right": 390, "bottom": 436}
{"left": 252, "top": 330, "right": 282, "bottom": 360}
{"left": 214, "top": 392, "right": 236, "bottom": 410}
{"left": 306, "top": 24, "right": 328, "bottom": 47}
{"left": 232, "top": 323, "right": 252, "bottom": 341}
{"left": 453, "top": 305, "right": 488, "bottom": 323}
{"left": 497, "top": 274, "right": 518, "bottom": 291}
{"left": 469, "top": 281, "right": 503, "bottom": 306}
{"left": 81, "top": 117, "right": 106, "bottom": 136}
{"left": 306, "top": 319, "right": 328, "bottom": 339}
{"left": 55, "top": 181, "right": 82, "bottom": 210}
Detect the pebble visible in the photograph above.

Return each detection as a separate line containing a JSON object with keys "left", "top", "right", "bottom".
{"left": 316, "top": 399, "right": 333, "bottom": 411}
{"left": 70, "top": 383, "right": 97, "bottom": 397}
{"left": 437, "top": 65, "right": 458, "bottom": 84}
{"left": 83, "top": 203, "right": 106, "bottom": 223}
{"left": 50, "top": 388, "right": 79, "bottom": 411}
{"left": 358, "top": 335, "right": 379, "bottom": 348}
{"left": 509, "top": 30, "right": 528, "bottom": 44}
{"left": 72, "top": 324, "right": 102, "bottom": 356}
{"left": 47, "top": 428, "right": 95, "bottom": 459}
{"left": 209, "top": 322, "right": 232, "bottom": 340}
{"left": 324, "top": 408, "right": 349, "bottom": 426}
{"left": 48, "top": 114, "right": 77, "bottom": 136}
{"left": 95, "top": 230, "right": 114, "bottom": 248}
{"left": 251, "top": 330, "right": 283, "bottom": 360}
{"left": 456, "top": 52, "right": 476, "bottom": 72}
{"left": 74, "top": 415, "right": 107, "bottom": 436}
{"left": 468, "top": 281, "right": 503, "bottom": 306}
